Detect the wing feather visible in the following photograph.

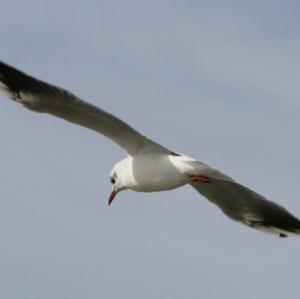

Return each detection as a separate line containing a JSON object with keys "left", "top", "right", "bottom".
{"left": 0, "top": 61, "right": 169, "bottom": 155}
{"left": 190, "top": 169, "right": 300, "bottom": 237}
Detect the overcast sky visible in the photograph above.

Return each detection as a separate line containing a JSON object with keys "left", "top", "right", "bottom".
{"left": 1, "top": 1, "right": 300, "bottom": 298}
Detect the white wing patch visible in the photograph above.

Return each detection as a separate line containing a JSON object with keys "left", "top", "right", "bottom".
{"left": 0, "top": 80, "right": 13, "bottom": 99}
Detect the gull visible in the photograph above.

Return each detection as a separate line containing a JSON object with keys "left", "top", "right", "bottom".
{"left": 1, "top": 61, "right": 300, "bottom": 238}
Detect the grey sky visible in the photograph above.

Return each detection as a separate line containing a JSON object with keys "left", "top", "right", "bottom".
{"left": 1, "top": 1, "right": 300, "bottom": 298}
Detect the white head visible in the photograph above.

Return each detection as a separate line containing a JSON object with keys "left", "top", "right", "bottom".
{"left": 108, "top": 161, "right": 127, "bottom": 205}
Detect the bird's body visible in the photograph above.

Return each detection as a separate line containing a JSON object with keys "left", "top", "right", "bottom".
{"left": 112, "top": 154, "right": 189, "bottom": 192}
{"left": 111, "top": 153, "right": 221, "bottom": 192}
{"left": 1, "top": 60, "right": 300, "bottom": 238}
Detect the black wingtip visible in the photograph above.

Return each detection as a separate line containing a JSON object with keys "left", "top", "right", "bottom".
{"left": 279, "top": 233, "right": 288, "bottom": 238}
{"left": 0, "top": 61, "right": 54, "bottom": 103}
{"left": 0, "top": 61, "right": 32, "bottom": 94}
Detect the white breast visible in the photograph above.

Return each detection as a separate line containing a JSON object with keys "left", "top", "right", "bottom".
{"left": 117, "top": 154, "right": 191, "bottom": 192}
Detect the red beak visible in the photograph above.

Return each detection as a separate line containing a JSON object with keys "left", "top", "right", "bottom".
{"left": 108, "top": 189, "right": 118, "bottom": 205}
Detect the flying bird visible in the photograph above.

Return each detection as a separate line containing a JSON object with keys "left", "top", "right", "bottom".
{"left": 1, "top": 61, "right": 299, "bottom": 238}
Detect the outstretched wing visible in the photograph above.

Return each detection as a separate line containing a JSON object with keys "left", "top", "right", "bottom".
{"left": 190, "top": 168, "right": 300, "bottom": 237}
{"left": 0, "top": 61, "right": 170, "bottom": 156}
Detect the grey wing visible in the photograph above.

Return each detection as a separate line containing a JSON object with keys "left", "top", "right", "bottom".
{"left": 190, "top": 173, "right": 300, "bottom": 237}
{"left": 0, "top": 61, "right": 170, "bottom": 155}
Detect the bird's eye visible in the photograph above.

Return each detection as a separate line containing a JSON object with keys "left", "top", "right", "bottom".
{"left": 110, "top": 177, "right": 115, "bottom": 184}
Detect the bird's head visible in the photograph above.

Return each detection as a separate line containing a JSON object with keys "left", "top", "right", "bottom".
{"left": 108, "top": 163, "right": 126, "bottom": 205}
